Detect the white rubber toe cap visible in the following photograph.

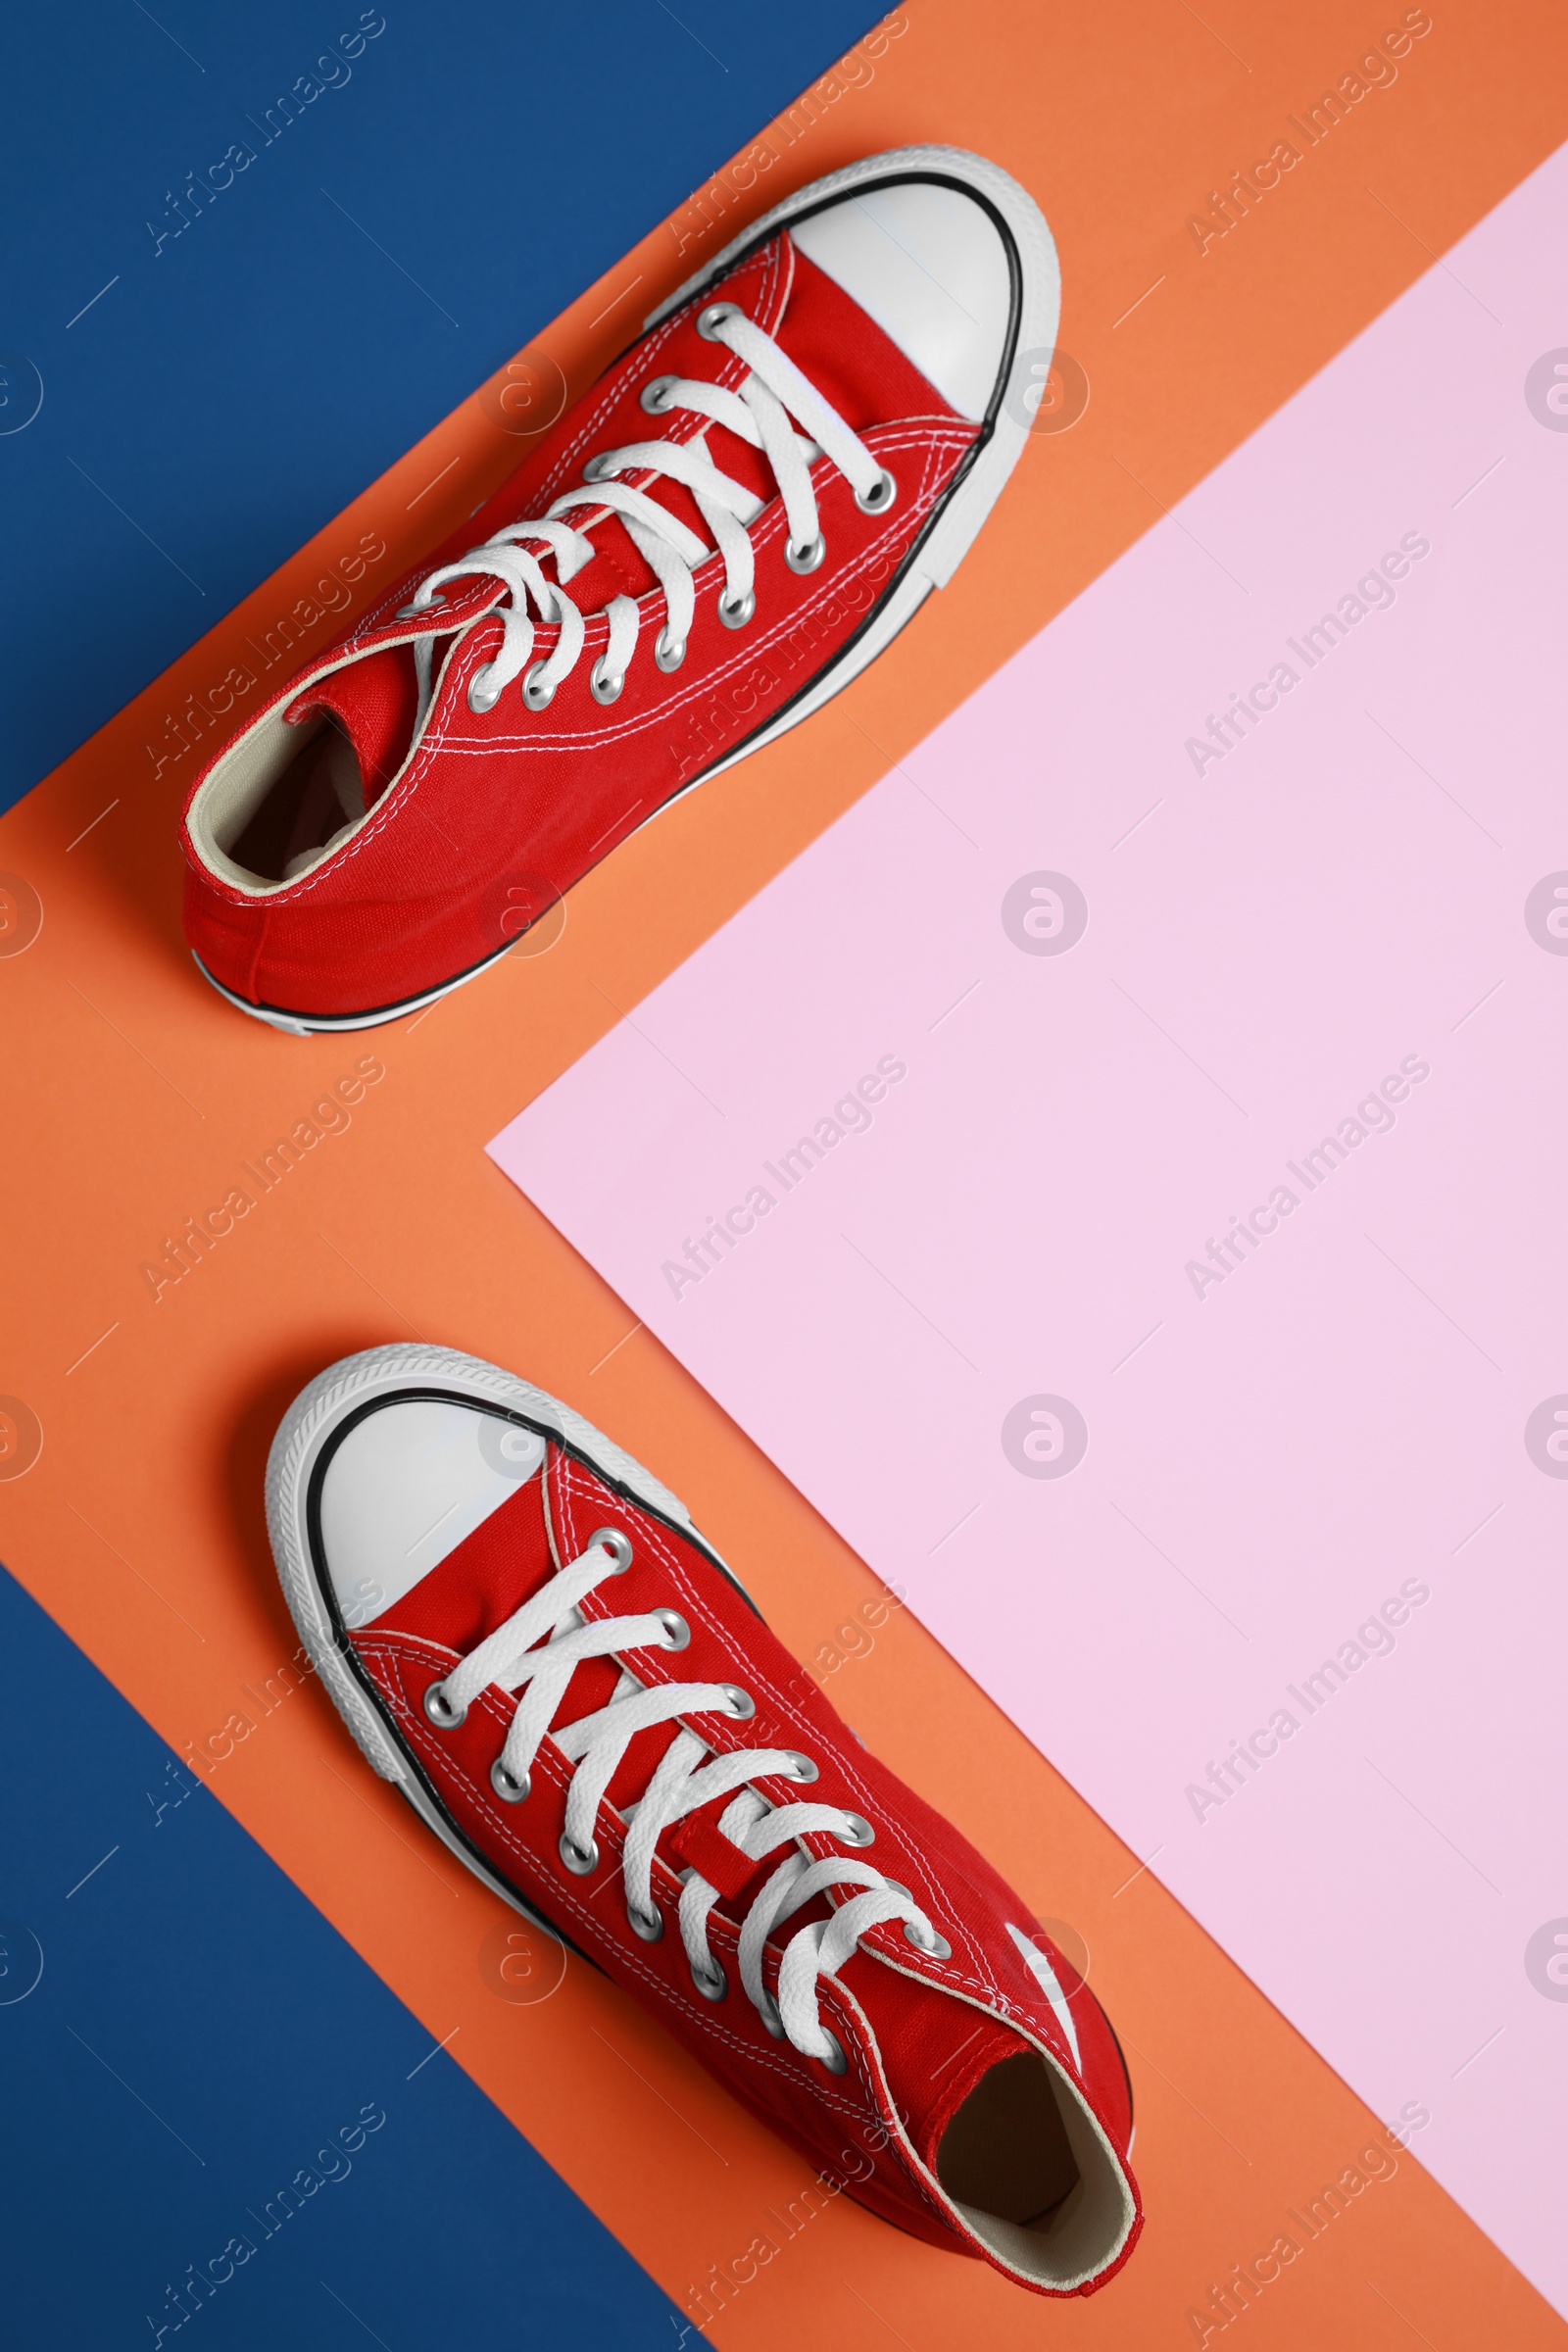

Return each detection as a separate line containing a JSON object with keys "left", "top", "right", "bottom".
{"left": 318, "top": 1397, "right": 545, "bottom": 1626}
{"left": 790, "top": 179, "right": 1013, "bottom": 423}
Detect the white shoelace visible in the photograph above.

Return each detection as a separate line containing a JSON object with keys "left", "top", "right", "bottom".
{"left": 425, "top": 1528, "right": 943, "bottom": 2069}
{"left": 397, "top": 301, "right": 897, "bottom": 727}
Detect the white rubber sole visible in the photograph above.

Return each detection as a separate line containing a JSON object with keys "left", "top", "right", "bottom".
{"left": 192, "top": 941, "right": 516, "bottom": 1036}
{"left": 201, "top": 146, "right": 1058, "bottom": 1036}
{"left": 265, "top": 1343, "right": 745, "bottom": 1930}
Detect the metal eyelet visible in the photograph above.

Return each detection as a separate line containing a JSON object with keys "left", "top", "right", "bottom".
{"left": 582, "top": 452, "right": 617, "bottom": 482}
{"left": 696, "top": 300, "right": 740, "bottom": 341}
{"left": 490, "top": 1757, "right": 530, "bottom": 1803}
{"left": 627, "top": 1899, "right": 664, "bottom": 1943}
{"left": 839, "top": 1814, "right": 875, "bottom": 1847}
{"left": 815, "top": 2031, "right": 849, "bottom": 2076}
{"left": 654, "top": 629, "right": 686, "bottom": 672}
{"left": 590, "top": 659, "right": 624, "bottom": 706}
{"left": 423, "top": 1680, "right": 466, "bottom": 1729}
{"left": 881, "top": 1878, "right": 951, "bottom": 1957}
{"left": 587, "top": 1527, "right": 634, "bottom": 1572}
{"left": 560, "top": 1832, "right": 599, "bottom": 1876}
{"left": 785, "top": 533, "right": 825, "bottom": 574}
{"left": 467, "top": 667, "right": 502, "bottom": 714}
{"left": 785, "top": 1753, "right": 818, "bottom": 1784}
{"left": 717, "top": 587, "right": 755, "bottom": 630}
{"left": 654, "top": 1607, "right": 691, "bottom": 1651}
{"left": 691, "top": 1955, "right": 728, "bottom": 2002}
{"left": 640, "top": 374, "right": 679, "bottom": 415}
{"left": 760, "top": 1991, "right": 785, "bottom": 2038}
{"left": 855, "top": 468, "right": 897, "bottom": 515}
{"left": 522, "top": 661, "right": 557, "bottom": 711}
{"left": 721, "top": 1686, "right": 756, "bottom": 1721}
{"left": 396, "top": 593, "right": 447, "bottom": 618}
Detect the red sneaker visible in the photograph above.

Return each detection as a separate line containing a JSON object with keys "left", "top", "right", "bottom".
{"left": 181, "top": 147, "right": 1057, "bottom": 1031}
{"left": 268, "top": 1346, "right": 1142, "bottom": 2296}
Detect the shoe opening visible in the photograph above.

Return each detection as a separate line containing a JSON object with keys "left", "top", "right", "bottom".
{"left": 185, "top": 645, "right": 421, "bottom": 895}
{"left": 936, "top": 2049, "right": 1134, "bottom": 2292}
{"left": 186, "top": 705, "right": 369, "bottom": 891}
{"left": 238, "top": 710, "right": 367, "bottom": 882}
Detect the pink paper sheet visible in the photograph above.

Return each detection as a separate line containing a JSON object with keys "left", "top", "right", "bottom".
{"left": 492, "top": 148, "right": 1568, "bottom": 2306}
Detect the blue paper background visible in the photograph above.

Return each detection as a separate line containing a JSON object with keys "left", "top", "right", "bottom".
{"left": 0, "top": 0, "right": 879, "bottom": 810}
{"left": 0, "top": 1563, "right": 697, "bottom": 2347}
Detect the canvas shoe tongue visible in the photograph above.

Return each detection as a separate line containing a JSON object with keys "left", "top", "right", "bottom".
{"left": 885, "top": 1989, "right": 1085, "bottom": 2227}
{"left": 285, "top": 643, "right": 420, "bottom": 811}
{"left": 888, "top": 1990, "right": 1041, "bottom": 2164}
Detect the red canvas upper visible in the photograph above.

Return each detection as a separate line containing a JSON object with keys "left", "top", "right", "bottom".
{"left": 181, "top": 233, "right": 980, "bottom": 1018}
{"left": 343, "top": 1435, "right": 1142, "bottom": 2294}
